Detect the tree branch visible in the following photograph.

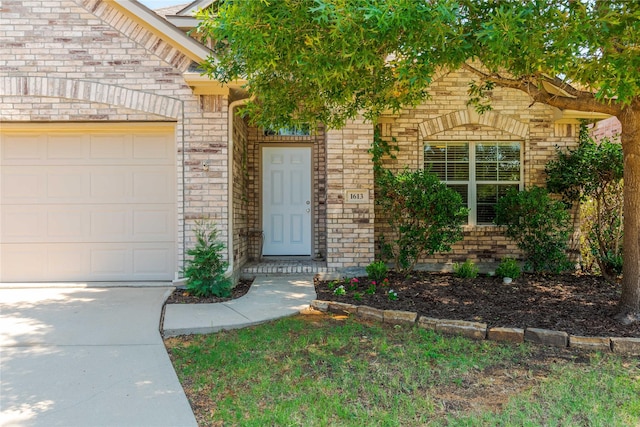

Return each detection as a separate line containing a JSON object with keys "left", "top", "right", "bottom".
{"left": 462, "top": 63, "right": 622, "bottom": 116}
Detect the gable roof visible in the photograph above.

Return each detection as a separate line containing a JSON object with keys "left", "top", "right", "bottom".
{"left": 161, "top": 0, "right": 216, "bottom": 30}
{"left": 107, "top": 0, "right": 245, "bottom": 94}
{"left": 107, "top": 0, "right": 210, "bottom": 62}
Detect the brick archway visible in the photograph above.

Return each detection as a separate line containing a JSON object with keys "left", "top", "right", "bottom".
{"left": 419, "top": 109, "right": 529, "bottom": 138}
{"left": 0, "top": 76, "right": 182, "bottom": 118}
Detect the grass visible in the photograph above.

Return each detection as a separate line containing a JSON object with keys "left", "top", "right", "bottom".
{"left": 165, "top": 312, "right": 640, "bottom": 426}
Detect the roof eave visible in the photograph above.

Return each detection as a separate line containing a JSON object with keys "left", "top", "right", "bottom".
{"left": 183, "top": 72, "right": 247, "bottom": 95}
{"left": 165, "top": 15, "right": 199, "bottom": 30}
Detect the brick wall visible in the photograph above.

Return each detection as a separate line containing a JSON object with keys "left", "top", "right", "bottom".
{"left": 271, "top": 67, "right": 579, "bottom": 271}
{"left": 590, "top": 116, "right": 621, "bottom": 142}
{"left": 0, "top": 0, "right": 231, "bottom": 276}
{"left": 325, "top": 117, "right": 376, "bottom": 268}
{"left": 232, "top": 105, "right": 249, "bottom": 268}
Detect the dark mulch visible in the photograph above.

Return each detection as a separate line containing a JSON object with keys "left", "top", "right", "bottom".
{"left": 165, "top": 279, "right": 253, "bottom": 304}
{"left": 315, "top": 272, "right": 640, "bottom": 338}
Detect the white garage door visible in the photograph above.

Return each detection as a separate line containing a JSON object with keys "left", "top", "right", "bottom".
{"left": 0, "top": 123, "right": 176, "bottom": 282}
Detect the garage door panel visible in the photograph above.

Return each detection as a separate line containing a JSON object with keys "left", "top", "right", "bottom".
{"left": 3, "top": 205, "right": 173, "bottom": 244}
{"left": 91, "top": 248, "right": 130, "bottom": 276}
{"left": 49, "top": 248, "right": 90, "bottom": 278}
{"left": 47, "top": 171, "right": 88, "bottom": 199}
{"left": 2, "top": 208, "right": 45, "bottom": 241}
{"left": 90, "top": 209, "right": 129, "bottom": 240}
{"left": 47, "top": 211, "right": 86, "bottom": 238}
{"left": 91, "top": 172, "right": 128, "bottom": 199}
{"left": 2, "top": 246, "right": 47, "bottom": 280}
{"left": 1, "top": 124, "right": 176, "bottom": 282}
{"left": 1, "top": 134, "right": 46, "bottom": 162}
{"left": 3, "top": 205, "right": 88, "bottom": 243}
{"left": 3, "top": 168, "right": 173, "bottom": 205}
{"left": 132, "top": 209, "right": 173, "bottom": 239}
{"left": 2, "top": 170, "right": 44, "bottom": 201}
{"left": 132, "top": 169, "right": 174, "bottom": 201}
{"left": 133, "top": 247, "right": 174, "bottom": 276}
{"left": 1, "top": 243, "right": 173, "bottom": 282}
{"left": 133, "top": 134, "right": 173, "bottom": 161}
{"left": 89, "top": 134, "right": 130, "bottom": 160}
{"left": 48, "top": 134, "right": 87, "bottom": 160}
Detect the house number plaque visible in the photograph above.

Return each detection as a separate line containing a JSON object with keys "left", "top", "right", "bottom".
{"left": 345, "top": 189, "right": 369, "bottom": 204}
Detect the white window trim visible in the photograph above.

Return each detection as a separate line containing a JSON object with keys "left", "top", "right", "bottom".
{"left": 425, "top": 140, "right": 524, "bottom": 227}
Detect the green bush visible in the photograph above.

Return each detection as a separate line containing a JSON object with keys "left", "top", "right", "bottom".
{"left": 371, "top": 131, "right": 467, "bottom": 275}
{"left": 545, "top": 126, "right": 623, "bottom": 282}
{"left": 376, "top": 168, "right": 468, "bottom": 275}
{"left": 453, "top": 259, "right": 479, "bottom": 278}
{"left": 183, "top": 221, "right": 232, "bottom": 298}
{"left": 495, "top": 257, "right": 521, "bottom": 279}
{"left": 495, "top": 187, "right": 572, "bottom": 273}
{"left": 365, "top": 261, "right": 388, "bottom": 282}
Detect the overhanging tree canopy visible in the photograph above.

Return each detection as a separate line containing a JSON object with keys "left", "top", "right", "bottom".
{"left": 197, "top": 0, "right": 640, "bottom": 323}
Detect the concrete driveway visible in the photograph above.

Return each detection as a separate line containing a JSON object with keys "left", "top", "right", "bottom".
{"left": 0, "top": 286, "right": 197, "bottom": 427}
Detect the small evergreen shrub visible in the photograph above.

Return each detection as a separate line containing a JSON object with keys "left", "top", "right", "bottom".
{"left": 495, "top": 187, "right": 573, "bottom": 273}
{"left": 495, "top": 257, "right": 521, "bottom": 279}
{"left": 453, "top": 259, "right": 479, "bottom": 278}
{"left": 183, "top": 221, "right": 232, "bottom": 298}
{"left": 366, "top": 261, "right": 388, "bottom": 282}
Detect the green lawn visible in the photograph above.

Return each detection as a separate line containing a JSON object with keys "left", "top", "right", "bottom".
{"left": 165, "top": 313, "right": 640, "bottom": 426}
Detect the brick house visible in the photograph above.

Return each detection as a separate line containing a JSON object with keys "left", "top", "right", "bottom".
{"left": 0, "top": 0, "right": 610, "bottom": 283}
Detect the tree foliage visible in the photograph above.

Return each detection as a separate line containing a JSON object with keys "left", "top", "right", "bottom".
{"left": 196, "top": 0, "right": 469, "bottom": 128}
{"left": 199, "top": 0, "right": 640, "bottom": 320}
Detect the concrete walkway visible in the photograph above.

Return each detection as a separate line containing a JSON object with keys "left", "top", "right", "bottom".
{"left": 163, "top": 274, "right": 317, "bottom": 337}
{"left": 0, "top": 286, "right": 197, "bottom": 427}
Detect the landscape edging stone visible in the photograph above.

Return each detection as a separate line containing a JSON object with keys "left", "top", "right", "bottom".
{"left": 310, "top": 300, "right": 630, "bottom": 353}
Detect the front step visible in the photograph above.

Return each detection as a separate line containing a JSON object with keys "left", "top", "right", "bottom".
{"left": 241, "top": 259, "right": 334, "bottom": 276}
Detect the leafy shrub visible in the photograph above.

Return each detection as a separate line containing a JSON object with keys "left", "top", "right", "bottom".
{"left": 495, "top": 187, "right": 573, "bottom": 273}
{"left": 371, "top": 131, "right": 467, "bottom": 275}
{"left": 495, "top": 257, "right": 521, "bottom": 279}
{"left": 545, "top": 127, "right": 623, "bottom": 282}
{"left": 366, "top": 261, "right": 388, "bottom": 282}
{"left": 453, "top": 259, "right": 479, "bottom": 278}
{"left": 183, "top": 221, "right": 232, "bottom": 298}
{"left": 376, "top": 168, "right": 468, "bottom": 275}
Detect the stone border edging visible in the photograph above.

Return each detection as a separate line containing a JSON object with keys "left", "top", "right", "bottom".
{"left": 311, "top": 300, "right": 640, "bottom": 356}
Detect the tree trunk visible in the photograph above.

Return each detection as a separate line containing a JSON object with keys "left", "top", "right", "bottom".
{"left": 617, "top": 106, "right": 640, "bottom": 324}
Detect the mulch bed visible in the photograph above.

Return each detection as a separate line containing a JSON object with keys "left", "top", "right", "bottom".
{"left": 165, "top": 278, "right": 253, "bottom": 304}
{"left": 166, "top": 273, "right": 639, "bottom": 338}
{"left": 315, "top": 272, "right": 640, "bottom": 338}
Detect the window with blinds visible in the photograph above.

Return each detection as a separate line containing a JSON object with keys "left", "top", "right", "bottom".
{"left": 424, "top": 141, "right": 522, "bottom": 225}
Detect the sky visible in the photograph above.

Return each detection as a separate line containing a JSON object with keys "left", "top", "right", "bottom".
{"left": 139, "top": 0, "right": 185, "bottom": 10}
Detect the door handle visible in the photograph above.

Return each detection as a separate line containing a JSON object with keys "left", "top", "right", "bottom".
{"left": 306, "top": 208, "right": 311, "bottom": 213}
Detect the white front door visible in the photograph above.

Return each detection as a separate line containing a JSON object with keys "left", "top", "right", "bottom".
{"left": 262, "top": 147, "right": 312, "bottom": 256}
